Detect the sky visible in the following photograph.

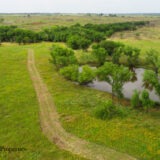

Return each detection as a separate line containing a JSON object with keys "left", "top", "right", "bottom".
{"left": 0, "top": 0, "right": 160, "bottom": 13}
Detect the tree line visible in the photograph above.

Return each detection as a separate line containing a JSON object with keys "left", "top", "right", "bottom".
{"left": 0, "top": 21, "right": 148, "bottom": 47}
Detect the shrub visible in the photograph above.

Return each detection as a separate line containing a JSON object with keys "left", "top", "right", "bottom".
{"left": 60, "top": 65, "right": 79, "bottom": 81}
{"left": 78, "top": 65, "right": 95, "bottom": 85}
{"left": 141, "top": 90, "right": 154, "bottom": 112}
{"left": 67, "top": 35, "right": 91, "bottom": 50}
{"left": 94, "top": 100, "right": 129, "bottom": 120}
{"left": 78, "top": 52, "right": 98, "bottom": 65}
{"left": 131, "top": 89, "right": 155, "bottom": 111}
{"left": 99, "top": 40, "right": 123, "bottom": 56}
{"left": 131, "top": 90, "right": 141, "bottom": 108}
{"left": 50, "top": 45, "right": 77, "bottom": 69}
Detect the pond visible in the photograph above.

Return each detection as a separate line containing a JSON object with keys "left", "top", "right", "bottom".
{"left": 86, "top": 68, "right": 160, "bottom": 102}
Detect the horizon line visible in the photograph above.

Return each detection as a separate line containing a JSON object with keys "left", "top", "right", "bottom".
{"left": 0, "top": 12, "right": 160, "bottom": 14}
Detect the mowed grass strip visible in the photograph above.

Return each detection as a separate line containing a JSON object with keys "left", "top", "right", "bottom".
{"left": 0, "top": 44, "right": 86, "bottom": 160}
{"left": 33, "top": 42, "right": 160, "bottom": 160}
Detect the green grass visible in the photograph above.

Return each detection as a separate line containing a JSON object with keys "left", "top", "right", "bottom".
{"left": 0, "top": 44, "right": 86, "bottom": 160}
{"left": 0, "top": 41, "right": 160, "bottom": 160}
{"left": 111, "top": 39, "right": 160, "bottom": 56}
{"left": 1, "top": 16, "right": 160, "bottom": 160}
{"left": 111, "top": 18, "right": 160, "bottom": 40}
{"left": 30, "top": 42, "right": 160, "bottom": 160}
{"left": 0, "top": 16, "right": 160, "bottom": 160}
{"left": 110, "top": 19, "right": 160, "bottom": 57}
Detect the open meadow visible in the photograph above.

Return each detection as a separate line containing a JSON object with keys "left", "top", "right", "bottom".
{"left": 0, "top": 14, "right": 160, "bottom": 160}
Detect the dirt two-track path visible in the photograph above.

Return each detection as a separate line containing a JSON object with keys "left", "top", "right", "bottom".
{"left": 27, "top": 49, "right": 137, "bottom": 160}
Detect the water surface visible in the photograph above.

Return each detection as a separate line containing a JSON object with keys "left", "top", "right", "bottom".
{"left": 87, "top": 68, "right": 159, "bottom": 102}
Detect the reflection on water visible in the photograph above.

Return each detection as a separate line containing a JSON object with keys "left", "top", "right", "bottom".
{"left": 87, "top": 68, "right": 160, "bottom": 102}
{"left": 130, "top": 68, "right": 138, "bottom": 82}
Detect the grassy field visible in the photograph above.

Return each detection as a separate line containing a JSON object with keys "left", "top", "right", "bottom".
{"left": 109, "top": 17, "right": 160, "bottom": 67}
{"left": 111, "top": 18, "right": 160, "bottom": 40}
{"left": 0, "top": 44, "right": 86, "bottom": 160}
{"left": 111, "top": 39, "right": 160, "bottom": 60}
{"left": 0, "top": 15, "right": 160, "bottom": 160}
{"left": 110, "top": 17, "right": 160, "bottom": 52}
{"left": 0, "top": 40, "right": 160, "bottom": 160}
{"left": 27, "top": 42, "right": 160, "bottom": 160}
{"left": 0, "top": 14, "right": 159, "bottom": 30}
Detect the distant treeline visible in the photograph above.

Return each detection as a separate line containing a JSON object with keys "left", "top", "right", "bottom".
{"left": 0, "top": 21, "right": 148, "bottom": 48}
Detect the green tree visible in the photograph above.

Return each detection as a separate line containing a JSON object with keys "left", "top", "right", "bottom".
{"left": 99, "top": 40, "right": 123, "bottom": 56}
{"left": 67, "top": 35, "right": 91, "bottom": 50}
{"left": 15, "top": 36, "right": 23, "bottom": 45}
{"left": 141, "top": 90, "right": 154, "bottom": 112}
{"left": 97, "top": 62, "right": 132, "bottom": 103}
{"left": 112, "top": 47, "right": 123, "bottom": 64}
{"left": 23, "top": 36, "right": 30, "bottom": 44}
{"left": 146, "top": 49, "right": 160, "bottom": 75}
{"left": 143, "top": 70, "right": 160, "bottom": 97}
{"left": 123, "top": 46, "right": 140, "bottom": 69}
{"left": 78, "top": 65, "right": 95, "bottom": 85}
{"left": 38, "top": 31, "right": 49, "bottom": 41}
{"left": 92, "top": 47, "right": 108, "bottom": 66}
{"left": 50, "top": 45, "right": 77, "bottom": 69}
{"left": 60, "top": 65, "right": 79, "bottom": 81}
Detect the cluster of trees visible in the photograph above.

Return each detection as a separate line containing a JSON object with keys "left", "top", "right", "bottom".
{"left": 49, "top": 36, "right": 160, "bottom": 119}
{"left": 91, "top": 40, "right": 140, "bottom": 70}
{"left": 92, "top": 40, "right": 122, "bottom": 56}
{"left": 0, "top": 21, "right": 148, "bottom": 46}
{"left": 131, "top": 49, "right": 160, "bottom": 111}
{"left": 91, "top": 40, "right": 123, "bottom": 65}
{"left": 50, "top": 45, "right": 96, "bottom": 85}
{"left": 44, "top": 21, "right": 147, "bottom": 50}
{"left": 83, "top": 21, "right": 148, "bottom": 36}
{"left": 50, "top": 43, "right": 160, "bottom": 112}
{"left": 67, "top": 35, "right": 91, "bottom": 50}
{"left": 50, "top": 45, "right": 133, "bottom": 103}
{"left": 0, "top": 26, "right": 40, "bottom": 44}
{"left": 60, "top": 65, "right": 95, "bottom": 85}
